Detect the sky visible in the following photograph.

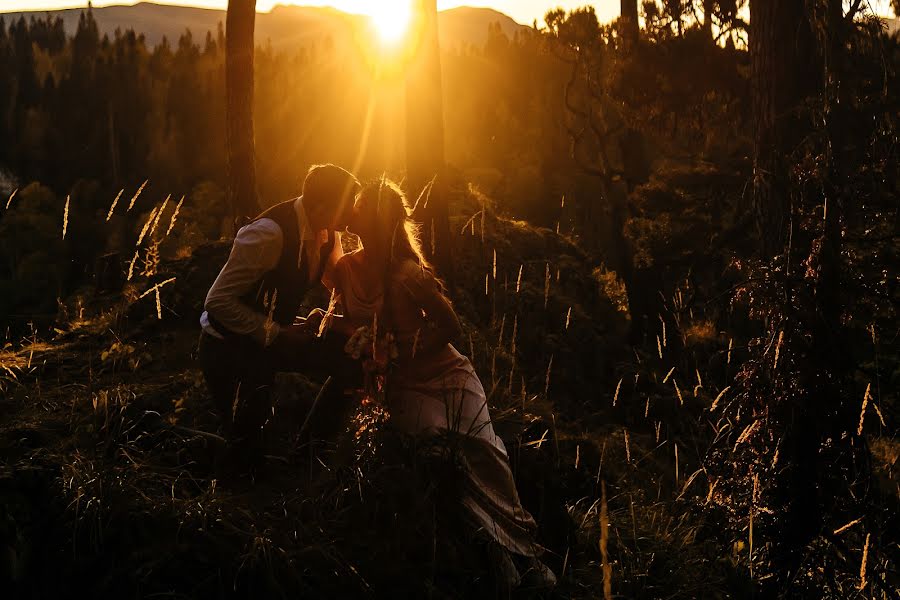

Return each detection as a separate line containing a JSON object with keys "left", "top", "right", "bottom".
{"left": 0, "top": 0, "right": 894, "bottom": 27}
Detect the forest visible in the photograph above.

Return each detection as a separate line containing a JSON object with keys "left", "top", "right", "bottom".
{"left": 0, "top": 0, "right": 898, "bottom": 598}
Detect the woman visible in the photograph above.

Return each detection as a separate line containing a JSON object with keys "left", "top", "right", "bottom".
{"left": 325, "top": 179, "right": 556, "bottom": 590}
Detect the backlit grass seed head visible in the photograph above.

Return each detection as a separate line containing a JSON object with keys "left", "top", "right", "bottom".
{"left": 5, "top": 188, "right": 17, "bottom": 210}
{"left": 127, "top": 179, "right": 148, "bottom": 212}
{"left": 137, "top": 206, "right": 159, "bottom": 247}
{"left": 62, "top": 195, "right": 70, "bottom": 239}
{"left": 106, "top": 189, "right": 124, "bottom": 221}
{"left": 165, "top": 196, "right": 185, "bottom": 237}
{"left": 710, "top": 386, "right": 731, "bottom": 411}
{"left": 150, "top": 195, "right": 170, "bottom": 236}
{"left": 773, "top": 330, "right": 784, "bottom": 370}
{"left": 663, "top": 366, "right": 675, "bottom": 383}
{"left": 859, "top": 532, "right": 870, "bottom": 590}
{"left": 127, "top": 249, "right": 140, "bottom": 281}
{"left": 857, "top": 383, "right": 872, "bottom": 436}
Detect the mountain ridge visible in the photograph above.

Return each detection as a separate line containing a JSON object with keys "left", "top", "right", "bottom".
{"left": 0, "top": 2, "right": 529, "bottom": 49}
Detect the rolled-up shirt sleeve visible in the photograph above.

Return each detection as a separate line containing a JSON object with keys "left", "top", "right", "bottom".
{"left": 204, "top": 219, "right": 283, "bottom": 346}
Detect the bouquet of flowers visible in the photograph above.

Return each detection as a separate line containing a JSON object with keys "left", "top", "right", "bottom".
{"left": 344, "top": 315, "right": 399, "bottom": 405}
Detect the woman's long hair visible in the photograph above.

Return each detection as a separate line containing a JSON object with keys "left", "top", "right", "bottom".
{"left": 358, "top": 177, "right": 444, "bottom": 291}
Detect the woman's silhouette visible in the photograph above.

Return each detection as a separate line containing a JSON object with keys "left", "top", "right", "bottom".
{"left": 326, "top": 179, "right": 556, "bottom": 590}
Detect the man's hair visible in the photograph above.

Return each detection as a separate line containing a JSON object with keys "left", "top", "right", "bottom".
{"left": 302, "top": 164, "right": 360, "bottom": 215}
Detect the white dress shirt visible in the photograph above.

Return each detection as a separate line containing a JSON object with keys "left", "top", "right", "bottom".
{"left": 200, "top": 197, "right": 343, "bottom": 346}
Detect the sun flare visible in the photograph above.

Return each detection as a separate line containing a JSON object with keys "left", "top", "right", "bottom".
{"left": 368, "top": 0, "right": 413, "bottom": 45}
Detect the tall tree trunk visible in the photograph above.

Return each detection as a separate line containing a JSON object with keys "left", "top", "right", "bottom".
{"left": 749, "top": 0, "right": 814, "bottom": 258}
{"left": 620, "top": 0, "right": 639, "bottom": 46}
{"left": 702, "top": 0, "right": 715, "bottom": 40}
{"left": 225, "top": 0, "right": 260, "bottom": 228}
{"left": 406, "top": 0, "right": 451, "bottom": 275}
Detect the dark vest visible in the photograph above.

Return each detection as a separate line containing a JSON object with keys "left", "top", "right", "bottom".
{"left": 209, "top": 199, "right": 335, "bottom": 336}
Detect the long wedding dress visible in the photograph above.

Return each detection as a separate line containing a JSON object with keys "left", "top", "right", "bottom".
{"left": 332, "top": 254, "right": 542, "bottom": 557}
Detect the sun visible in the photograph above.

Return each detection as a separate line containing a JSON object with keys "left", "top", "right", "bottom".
{"left": 368, "top": 0, "right": 413, "bottom": 45}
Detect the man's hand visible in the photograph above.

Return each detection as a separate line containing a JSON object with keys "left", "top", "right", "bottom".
{"left": 271, "top": 323, "right": 316, "bottom": 354}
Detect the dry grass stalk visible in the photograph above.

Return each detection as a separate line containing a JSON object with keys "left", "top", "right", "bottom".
{"left": 749, "top": 510, "right": 754, "bottom": 578}
{"left": 136, "top": 206, "right": 159, "bottom": 247}
{"left": 127, "top": 179, "right": 149, "bottom": 211}
{"left": 430, "top": 219, "right": 435, "bottom": 257}
{"left": 492, "top": 249, "right": 497, "bottom": 280}
{"left": 544, "top": 263, "right": 550, "bottom": 309}
{"left": 663, "top": 366, "right": 675, "bottom": 383}
{"left": 516, "top": 264, "right": 523, "bottom": 293}
{"left": 5, "top": 188, "right": 17, "bottom": 210}
{"left": 673, "top": 379, "right": 684, "bottom": 406}
{"left": 484, "top": 273, "right": 489, "bottom": 296}
{"left": 575, "top": 444, "right": 580, "bottom": 469}
{"left": 231, "top": 381, "right": 242, "bottom": 421}
{"left": 319, "top": 289, "right": 339, "bottom": 339}
{"left": 150, "top": 195, "right": 170, "bottom": 236}
{"left": 833, "top": 517, "right": 863, "bottom": 535}
{"left": 624, "top": 428, "right": 631, "bottom": 463}
{"left": 773, "top": 330, "right": 784, "bottom": 370}
{"left": 544, "top": 354, "right": 553, "bottom": 398}
{"left": 644, "top": 396, "right": 650, "bottom": 418}
{"left": 857, "top": 383, "right": 872, "bottom": 436}
{"left": 727, "top": 337, "right": 733, "bottom": 365}
{"left": 871, "top": 401, "right": 886, "bottom": 427}
{"left": 165, "top": 195, "right": 184, "bottom": 236}
{"left": 734, "top": 419, "right": 760, "bottom": 452}
{"left": 710, "top": 385, "right": 731, "bottom": 411}
{"left": 612, "top": 377, "right": 623, "bottom": 407}
{"left": 859, "top": 532, "right": 870, "bottom": 590}
{"left": 155, "top": 288, "right": 162, "bottom": 319}
{"left": 126, "top": 249, "right": 140, "bottom": 281}
{"left": 659, "top": 315, "right": 667, "bottom": 347}
{"left": 706, "top": 478, "right": 718, "bottom": 504}
{"left": 565, "top": 306, "right": 572, "bottom": 330}
{"left": 138, "top": 277, "right": 176, "bottom": 299}
{"left": 498, "top": 313, "right": 506, "bottom": 347}
{"left": 62, "top": 195, "right": 70, "bottom": 239}
{"left": 106, "top": 189, "right": 124, "bottom": 221}
{"left": 600, "top": 480, "right": 612, "bottom": 600}
{"left": 510, "top": 315, "right": 518, "bottom": 355}
{"left": 657, "top": 335, "right": 663, "bottom": 359}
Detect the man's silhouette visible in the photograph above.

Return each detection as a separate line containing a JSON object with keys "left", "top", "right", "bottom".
{"left": 198, "top": 164, "right": 361, "bottom": 469}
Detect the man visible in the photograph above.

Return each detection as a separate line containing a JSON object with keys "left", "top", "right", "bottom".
{"left": 198, "top": 164, "right": 362, "bottom": 470}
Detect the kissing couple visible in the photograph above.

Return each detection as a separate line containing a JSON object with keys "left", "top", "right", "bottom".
{"left": 198, "top": 164, "right": 556, "bottom": 589}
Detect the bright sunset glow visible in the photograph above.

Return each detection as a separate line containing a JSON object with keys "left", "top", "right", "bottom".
{"left": 368, "top": 0, "right": 412, "bottom": 45}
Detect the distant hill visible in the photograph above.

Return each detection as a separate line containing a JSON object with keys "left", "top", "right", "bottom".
{"left": 0, "top": 2, "right": 528, "bottom": 49}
